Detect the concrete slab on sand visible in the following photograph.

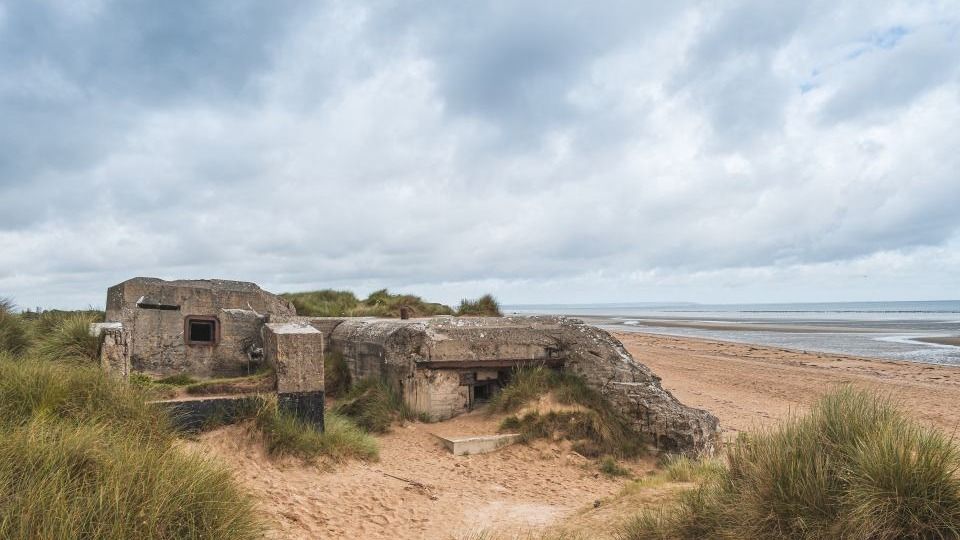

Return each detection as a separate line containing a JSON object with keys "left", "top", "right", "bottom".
{"left": 434, "top": 433, "right": 521, "bottom": 456}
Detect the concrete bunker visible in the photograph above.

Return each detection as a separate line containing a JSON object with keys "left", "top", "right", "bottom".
{"left": 95, "top": 277, "right": 720, "bottom": 453}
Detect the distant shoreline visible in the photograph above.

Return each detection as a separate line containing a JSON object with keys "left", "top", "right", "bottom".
{"left": 595, "top": 317, "right": 888, "bottom": 334}
{"left": 914, "top": 336, "right": 960, "bottom": 347}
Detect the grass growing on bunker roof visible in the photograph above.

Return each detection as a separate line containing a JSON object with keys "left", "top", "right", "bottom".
{"left": 616, "top": 387, "right": 960, "bottom": 540}
{"left": 281, "top": 288, "right": 455, "bottom": 318}
{"left": 493, "top": 366, "right": 647, "bottom": 458}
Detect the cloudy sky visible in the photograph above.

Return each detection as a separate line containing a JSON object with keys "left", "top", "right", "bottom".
{"left": 1, "top": 1, "right": 959, "bottom": 309}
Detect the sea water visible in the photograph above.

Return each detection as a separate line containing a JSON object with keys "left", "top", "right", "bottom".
{"left": 506, "top": 300, "right": 960, "bottom": 366}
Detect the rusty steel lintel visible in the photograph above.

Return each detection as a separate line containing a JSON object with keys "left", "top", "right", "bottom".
{"left": 416, "top": 357, "right": 565, "bottom": 369}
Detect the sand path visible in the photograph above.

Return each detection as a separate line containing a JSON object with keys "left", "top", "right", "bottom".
{"left": 191, "top": 408, "right": 644, "bottom": 540}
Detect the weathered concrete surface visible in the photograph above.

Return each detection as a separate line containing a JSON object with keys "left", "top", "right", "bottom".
{"left": 554, "top": 318, "right": 721, "bottom": 455}
{"left": 96, "top": 325, "right": 130, "bottom": 379}
{"left": 103, "top": 277, "right": 292, "bottom": 378}
{"left": 434, "top": 433, "right": 521, "bottom": 456}
{"left": 329, "top": 316, "right": 721, "bottom": 454}
{"left": 263, "top": 322, "right": 325, "bottom": 430}
{"left": 151, "top": 395, "right": 261, "bottom": 432}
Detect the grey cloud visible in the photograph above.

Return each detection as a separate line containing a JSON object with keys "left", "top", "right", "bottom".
{"left": 1, "top": 1, "right": 959, "bottom": 308}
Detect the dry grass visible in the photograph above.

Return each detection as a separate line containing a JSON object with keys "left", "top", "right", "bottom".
{"left": 252, "top": 395, "right": 379, "bottom": 462}
{"left": 0, "top": 356, "right": 262, "bottom": 540}
{"left": 456, "top": 294, "right": 503, "bottom": 316}
{"left": 493, "top": 366, "right": 647, "bottom": 458}
{"left": 617, "top": 387, "right": 960, "bottom": 540}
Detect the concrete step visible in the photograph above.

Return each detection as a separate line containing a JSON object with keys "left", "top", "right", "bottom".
{"left": 433, "top": 433, "right": 521, "bottom": 456}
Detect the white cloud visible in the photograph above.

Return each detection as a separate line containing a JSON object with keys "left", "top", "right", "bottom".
{"left": 0, "top": 0, "right": 958, "bottom": 308}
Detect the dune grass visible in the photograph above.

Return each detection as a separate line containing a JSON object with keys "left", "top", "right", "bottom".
{"left": 456, "top": 294, "right": 503, "bottom": 316}
{"left": 31, "top": 312, "right": 102, "bottom": 363}
{"left": 493, "top": 366, "right": 646, "bottom": 458}
{"left": 617, "top": 387, "right": 960, "bottom": 540}
{"left": 281, "top": 288, "right": 455, "bottom": 318}
{"left": 253, "top": 396, "right": 378, "bottom": 462}
{"left": 0, "top": 356, "right": 261, "bottom": 540}
{"left": 0, "top": 301, "right": 30, "bottom": 357}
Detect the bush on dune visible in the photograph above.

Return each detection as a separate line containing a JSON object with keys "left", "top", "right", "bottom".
{"left": 31, "top": 312, "right": 102, "bottom": 363}
{"left": 456, "top": 294, "right": 503, "bottom": 317}
{"left": 0, "top": 357, "right": 261, "bottom": 540}
{"left": 619, "top": 387, "right": 960, "bottom": 540}
{"left": 0, "top": 299, "right": 29, "bottom": 357}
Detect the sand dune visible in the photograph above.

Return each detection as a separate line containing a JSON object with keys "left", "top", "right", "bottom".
{"left": 188, "top": 332, "right": 960, "bottom": 539}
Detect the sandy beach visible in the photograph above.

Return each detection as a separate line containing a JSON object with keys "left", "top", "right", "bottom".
{"left": 192, "top": 332, "right": 960, "bottom": 539}
{"left": 615, "top": 331, "right": 960, "bottom": 435}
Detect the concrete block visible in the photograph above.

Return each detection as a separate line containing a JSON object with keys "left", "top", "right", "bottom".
{"left": 434, "top": 433, "right": 521, "bottom": 456}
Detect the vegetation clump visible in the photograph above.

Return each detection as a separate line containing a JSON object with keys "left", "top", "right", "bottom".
{"left": 493, "top": 366, "right": 646, "bottom": 458}
{"left": 252, "top": 396, "right": 378, "bottom": 462}
{"left": 282, "top": 288, "right": 454, "bottom": 318}
{"left": 0, "top": 356, "right": 261, "bottom": 540}
{"left": 333, "top": 377, "right": 412, "bottom": 433}
{"left": 456, "top": 294, "right": 503, "bottom": 316}
{"left": 282, "top": 288, "right": 505, "bottom": 318}
{"left": 0, "top": 298, "right": 30, "bottom": 356}
{"left": 31, "top": 312, "right": 102, "bottom": 363}
{"left": 618, "top": 387, "right": 960, "bottom": 540}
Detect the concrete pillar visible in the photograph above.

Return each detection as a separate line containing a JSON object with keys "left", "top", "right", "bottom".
{"left": 263, "top": 322, "right": 325, "bottom": 431}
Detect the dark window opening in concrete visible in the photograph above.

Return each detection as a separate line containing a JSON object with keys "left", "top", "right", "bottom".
{"left": 185, "top": 317, "right": 218, "bottom": 345}
{"left": 136, "top": 297, "right": 180, "bottom": 311}
{"left": 472, "top": 382, "right": 495, "bottom": 403}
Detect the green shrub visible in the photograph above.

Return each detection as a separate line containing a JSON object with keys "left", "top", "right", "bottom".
{"left": 31, "top": 312, "right": 101, "bottom": 363}
{"left": 600, "top": 456, "right": 632, "bottom": 477}
{"left": 618, "top": 387, "right": 960, "bottom": 540}
{"left": 456, "top": 294, "right": 503, "bottom": 316}
{"left": 253, "top": 397, "right": 378, "bottom": 462}
{"left": 0, "top": 356, "right": 261, "bottom": 540}
{"left": 333, "top": 377, "right": 411, "bottom": 433}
